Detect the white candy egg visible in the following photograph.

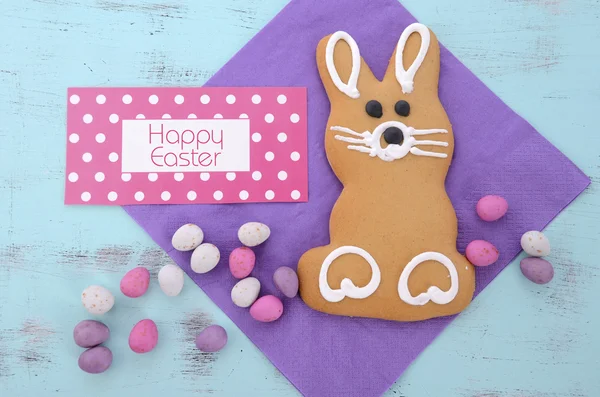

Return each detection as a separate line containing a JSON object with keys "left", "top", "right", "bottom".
{"left": 520, "top": 230, "right": 551, "bottom": 257}
{"left": 172, "top": 224, "right": 204, "bottom": 251}
{"left": 158, "top": 264, "right": 185, "bottom": 296}
{"left": 231, "top": 277, "right": 261, "bottom": 308}
{"left": 81, "top": 285, "right": 115, "bottom": 315}
{"left": 191, "top": 243, "right": 221, "bottom": 274}
{"left": 238, "top": 222, "right": 270, "bottom": 247}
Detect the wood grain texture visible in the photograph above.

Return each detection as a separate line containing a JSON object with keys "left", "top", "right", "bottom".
{"left": 0, "top": 0, "right": 598, "bottom": 396}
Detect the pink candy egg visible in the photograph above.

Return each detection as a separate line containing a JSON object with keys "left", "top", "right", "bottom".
{"left": 229, "top": 247, "right": 256, "bottom": 279}
{"left": 465, "top": 240, "right": 499, "bottom": 267}
{"left": 250, "top": 295, "right": 283, "bottom": 322}
{"left": 476, "top": 195, "right": 508, "bottom": 222}
{"left": 129, "top": 319, "right": 158, "bottom": 354}
{"left": 120, "top": 267, "right": 150, "bottom": 298}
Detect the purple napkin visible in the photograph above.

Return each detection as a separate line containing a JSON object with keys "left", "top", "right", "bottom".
{"left": 125, "top": 0, "right": 590, "bottom": 396}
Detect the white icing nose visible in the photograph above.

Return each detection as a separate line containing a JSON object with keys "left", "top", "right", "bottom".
{"left": 319, "top": 246, "right": 381, "bottom": 302}
{"left": 397, "top": 252, "right": 459, "bottom": 306}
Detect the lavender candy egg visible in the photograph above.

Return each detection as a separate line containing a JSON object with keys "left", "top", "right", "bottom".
{"left": 273, "top": 266, "right": 299, "bottom": 298}
{"left": 78, "top": 346, "right": 113, "bottom": 374}
{"left": 520, "top": 257, "right": 554, "bottom": 284}
{"left": 73, "top": 320, "right": 110, "bottom": 348}
{"left": 476, "top": 195, "right": 508, "bottom": 222}
{"left": 195, "top": 325, "right": 228, "bottom": 352}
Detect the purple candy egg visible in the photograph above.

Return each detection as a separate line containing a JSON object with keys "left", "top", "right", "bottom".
{"left": 78, "top": 346, "right": 112, "bottom": 374}
{"left": 195, "top": 325, "right": 228, "bottom": 352}
{"left": 520, "top": 257, "right": 554, "bottom": 284}
{"left": 273, "top": 266, "right": 299, "bottom": 298}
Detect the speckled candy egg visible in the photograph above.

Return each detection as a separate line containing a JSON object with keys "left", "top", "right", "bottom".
{"left": 78, "top": 346, "right": 112, "bottom": 374}
{"left": 231, "top": 277, "right": 261, "bottom": 308}
{"left": 520, "top": 257, "right": 554, "bottom": 284}
{"left": 172, "top": 223, "right": 204, "bottom": 251}
{"left": 195, "top": 325, "right": 228, "bottom": 352}
{"left": 273, "top": 266, "right": 299, "bottom": 298}
{"left": 476, "top": 195, "right": 508, "bottom": 222}
{"left": 465, "top": 240, "right": 500, "bottom": 267}
{"left": 191, "top": 243, "right": 221, "bottom": 274}
{"left": 158, "top": 264, "right": 184, "bottom": 296}
{"left": 238, "top": 222, "right": 270, "bottom": 247}
{"left": 120, "top": 267, "right": 150, "bottom": 298}
{"left": 250, "top": 295, "right": 284, "bottom": 322}
{"left": 129, "top": 319, "right": 158, "bottom": 354}
{"left": 520, "top": 231, "right": 551, "bottom": 257}
{"left": 73, "top": 320, "right": 110, "bottom": 348}
{"left": 81, "top": 285, "right": 115, "bottom": 315}
{"left": 229, "top": 247, "right": 256, "bottom": 279}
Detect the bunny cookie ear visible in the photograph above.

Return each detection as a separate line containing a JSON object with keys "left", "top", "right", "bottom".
{"left": 316, "top": 32, "right": 375, "bottom": 101}
{"left": 384, "top": 23, "right": 440, "bottom": 94}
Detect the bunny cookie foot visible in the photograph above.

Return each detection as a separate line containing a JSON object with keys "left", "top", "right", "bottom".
{"left": 298, "top": 244, "right": 475, "bottom": 322}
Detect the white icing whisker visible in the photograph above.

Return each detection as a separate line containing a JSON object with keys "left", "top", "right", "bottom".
{"left": 412, "top": 140, "right": 448, "bottom": 147}
{"left": 409, "top": 128, "right": 448, "bottom": 136}
{"left": 410, "top": 147, "right": 448, "bottom": 158}
{"left": 347, "top": 145, "right": 375, "bottom": 155}
{"left": 330, "top": 126, "right": 371, "bottom": 138}
{"left": 334, "top": 135, "right": 368, "bottom": 145}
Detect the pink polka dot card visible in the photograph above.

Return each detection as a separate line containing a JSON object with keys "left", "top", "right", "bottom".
{"left": 65, "top": 87, "right": 308, "bottom": 205}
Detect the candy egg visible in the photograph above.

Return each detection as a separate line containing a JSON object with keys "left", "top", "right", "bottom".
{"left": 465, "top": 240, "right": 499, "bottom": 267}
{"left": 476, "top": 195, "right": 508, "bottom": 222}
{"left": 238, "top": 222, "right": 270, "bottom": 247}
{"left": 231, "top": 277, "right": 261, "bottom": 308}
{"left": 120, "top": 267, "right": 150, "bottom": 298}
{"left": 129, "top": 319, "right": 158, "bottom": 353}
{"left": 195, "top": 325, "right": 228, "bottom": 352}
{"left": 229, "top": 247, "right": 256, "bottom": 279}
{"left": 78, "top": 346, "right": 112, "bottom": 374}
{"left": 520, "top": 231, "right": 550, "bottom": 257}
{"left": 191, "top": 243, "right": 221, "bottom": 274}
{"left": 250, "top": 295, "right": 284, "bottom": 322}
{"left": 158, "top": 264, "right": 184, "bottom": 296}
{"left": 81, "top": 285, "right": 115, "bottom": 315}
{"left": 172, "top": 223, "right": 204, "bottom": 251}
{"left": 520, "top": 257, "right": 554, "bottom": 284}
{"left": 73, "top": 320, "right": 110, "bottom": 348}
{"left": 273, "top": 266, "right": 299, "bottom": 298}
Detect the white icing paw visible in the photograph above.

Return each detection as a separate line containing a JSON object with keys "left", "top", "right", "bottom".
{"left": 397, "top": 252, "right": 459, "bottom": 306}
{"left": 319, "top": 246, "right": 381, "bottom": 303}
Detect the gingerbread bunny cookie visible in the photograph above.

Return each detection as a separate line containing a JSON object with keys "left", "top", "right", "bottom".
{"left": 297, "top": 23, "right": 475, "bottom": 322}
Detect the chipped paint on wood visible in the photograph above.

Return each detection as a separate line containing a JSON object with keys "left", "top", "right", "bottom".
{"left": 177, "top": 312, "right": 215, "bottom": 378}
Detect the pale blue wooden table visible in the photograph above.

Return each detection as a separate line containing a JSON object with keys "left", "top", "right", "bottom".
{"left": 1, "top": 0, "right": 598, "bottom": 396}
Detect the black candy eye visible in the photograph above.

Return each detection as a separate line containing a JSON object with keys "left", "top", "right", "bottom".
{"left": 365, "top": 100, "right": 383, "bottom": 118}
{"left": 394, "top": 100, "right": 410, "bottom": 117}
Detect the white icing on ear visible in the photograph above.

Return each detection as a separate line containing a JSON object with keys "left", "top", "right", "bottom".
{"left": 394, "top": 23, "right": 431, "bottom": 94}
{"left": 325, "top": 31, "right": 361, "bottom": 99}
{"left": 319, "top": 246, "right": 381, "bottom": 302}
{"left": 398, "top": 252, "right": 459, "bottom": 306}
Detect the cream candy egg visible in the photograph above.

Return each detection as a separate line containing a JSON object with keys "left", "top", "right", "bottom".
{"left": 520, "top": 231, "right": 551, "bottom": 257}
{"left": 191, "top": 243, "right": 221, "bottom": 274}
{"left": 172, "top": 223, "right": 204, "bottom": 251}
{"left": 158, "top": 264, "right": 184, "bottom": 296}
{"left": 81, "top": 285, "right": 115, "bottom": 315}
{"left": 231, "top": 277, "right": 261, "bottom": 308}
{"left": 238, "top": 222, "right": 270, "bottom": 247}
